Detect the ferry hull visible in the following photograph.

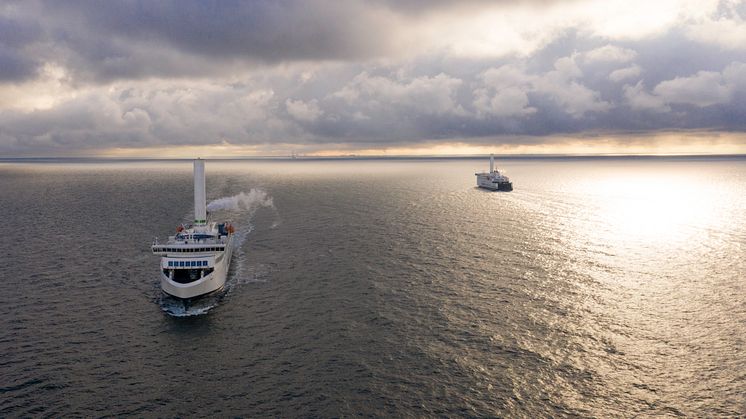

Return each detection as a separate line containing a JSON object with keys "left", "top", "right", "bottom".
{"left": 161, "top": 270, "right": 226, "bottom": 299}
{"left": 161, "top": 246, "right": 233, "bottom": 300}
{"left": 477, "top": 178, "right": 513, "bottom": 191}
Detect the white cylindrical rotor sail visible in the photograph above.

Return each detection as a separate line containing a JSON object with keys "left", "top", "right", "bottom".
{"left": 194, "top": 159, "right": 207, "bottom": 225}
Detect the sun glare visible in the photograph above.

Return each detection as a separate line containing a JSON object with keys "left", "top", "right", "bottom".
{"left": 582, "top": 172, "right": 718, "bottom": 248}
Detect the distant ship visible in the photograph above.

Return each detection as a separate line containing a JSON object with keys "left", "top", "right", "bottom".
{"left": 475, "top": 154, "right": 513, "bottom": 191}
{"left": 151, "top": 159, "right": 235, "bottom": 299}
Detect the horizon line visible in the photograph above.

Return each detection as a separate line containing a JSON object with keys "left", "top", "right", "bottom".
{"left": 3, "top": 152, "right": 746, "bottom": 161}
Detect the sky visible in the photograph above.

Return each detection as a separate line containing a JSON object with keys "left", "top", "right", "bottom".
{"left": 1, "top": 0, "right": 746, "bottom": 156}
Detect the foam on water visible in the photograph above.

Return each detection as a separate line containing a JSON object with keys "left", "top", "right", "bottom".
{"left": 159, "top": 293, "right": 223, "bottom": 317}
{"left": 206, "top": 189, "right": 274, "bottom": 212}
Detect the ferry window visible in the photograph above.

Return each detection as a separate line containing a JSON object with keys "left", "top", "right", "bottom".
{"left": 202, "top": 261, "right": 207, "bottom": 266}
{"left": 179, "top": 261, "right": 185, "bottom": 267}
{"left": 190, "top": 261, "right": 196, "bottom": 267}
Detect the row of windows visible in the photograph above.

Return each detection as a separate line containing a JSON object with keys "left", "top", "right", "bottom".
{"left": 160, "top": 247, "right": 223, "bottom": 253}
{"left": 168, "top": 260, "right": 208, "bottom": 268}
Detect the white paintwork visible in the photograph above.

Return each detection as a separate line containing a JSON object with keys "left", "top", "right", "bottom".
{"left": 153, "top": 226, "right": 234, "bottom": 299}
{"left": 194, "top": 159, "right": 206, "bottom": 225}
{"left": 152, "top": 159, "right": 235, "bottom": 299}
{"left": 475, "top": 154, "right": 512, "bottom": 191}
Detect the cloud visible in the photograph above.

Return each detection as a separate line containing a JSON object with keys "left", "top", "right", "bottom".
{"left": 334, "top": 72, "right": 465, "bottom": 116}
{"left": 531, "top": 56, "right": 612, "bottom": 117}
{"left": 609, "top": 65, "right": 642, "bottom": 82}
{"left": 583, "top": 45, "right": 637, "bottom": 63}
{"left": 653, "top": 71, "right": 731, "bottom": 107}
{"left": 0, "top": 80, "right": 293, "bottom": 154}
{"left": 622, "top": 62, "right": 746, "bottom": 112}
{"left": 286, "top": 99, "right": 323, "bottom": 122}
{"left": 684, "top": 0, "right": 746, "bottom": 50}
{"left": 651, "top": 62, "right": 746, "bottom": 107}
{"left": 473, "top": 66, "right": 537, "bottom": 118}
{"left": 0, "top": 14, "right": 42, "bottom": 81}
{"left": 472, "top": 59, "right": 610, "bottom": 119}
{"left": 1, "top": 0, "right": 746, "bottom": 155}
{"left": 623, "top": 81, "right": 670, "bottom": 111}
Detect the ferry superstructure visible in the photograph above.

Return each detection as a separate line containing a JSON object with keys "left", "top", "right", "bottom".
{"left": 475, "top": 154, "right": 513, "bottom": 191}
{"left": 151, "top": 159, "right": 234, "bottom": 299}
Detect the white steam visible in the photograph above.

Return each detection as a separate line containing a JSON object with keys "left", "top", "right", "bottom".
{"left": 207, "top": 189, "right": 274, "bottom": 212}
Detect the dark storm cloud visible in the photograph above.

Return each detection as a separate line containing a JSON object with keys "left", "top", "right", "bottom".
{"left": 48, "top": 0, "right": 390, "bottom": 60}
{"left": 1, "top": 0, "right": 746, "bottom": 155}
{"left": 0, "top": 14, "right": 42, "bottom": 81}
{"left": 11, "top": 0, "right": 397, "bottom": 82}
{"left": 2, "top": 0, "right": 575, "bottom": 82}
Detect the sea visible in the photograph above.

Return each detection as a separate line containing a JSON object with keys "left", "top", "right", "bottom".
{"left": 1, "top": 156, "right": 744, "bottom": 417}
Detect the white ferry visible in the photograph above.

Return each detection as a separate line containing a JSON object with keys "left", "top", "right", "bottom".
{"left": 151, "top": 159, "right": 234, "bottom": 299}
{"left": 475, "top": 154, "right": 513, "bottom": 191}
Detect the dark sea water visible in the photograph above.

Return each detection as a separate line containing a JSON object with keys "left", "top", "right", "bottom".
{"left": 1, "top": 157, "right": 744, "bottom": 417}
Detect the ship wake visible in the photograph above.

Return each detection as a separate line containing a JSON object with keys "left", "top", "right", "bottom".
{"left": 159, "top": 292, "right": 225, "bottom": 317}
{"left": 219, "top": 189, "right": 277, "bottom": 293}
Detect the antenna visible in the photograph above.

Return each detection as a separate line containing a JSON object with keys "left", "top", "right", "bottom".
{"left": 490, "top": 154, "right": 494, "bottom": 172}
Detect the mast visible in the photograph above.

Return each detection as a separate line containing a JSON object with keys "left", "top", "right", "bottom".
{"left": 194, "top": 159, "right": 206, "bottom": 225}
{"left": 490, "top": 154, "right": 494, "bottom": 173}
